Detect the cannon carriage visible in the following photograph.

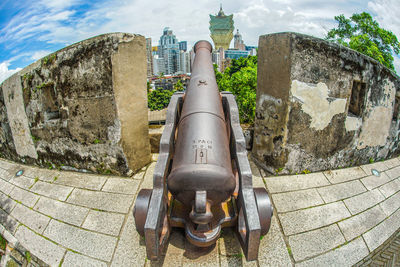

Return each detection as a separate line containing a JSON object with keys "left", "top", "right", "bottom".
{"left": 133, "top": 40, "right": 273, "bottom": 261}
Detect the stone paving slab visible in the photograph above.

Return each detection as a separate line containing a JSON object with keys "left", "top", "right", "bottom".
{"left": 101, "top": 177, "right": 140, "bottom": 194}
{"left": 265, "top": 172, "right": 330, "bottom": 193}
{"left": 360, "top": 161, "right": 388, "bottom": 175}
{"left": 0, "top": 192, "right": 17, "bottom": 213}
{"left": 66, "top": 188, "right": 133, "bottom": 213}
{"left": 362, "top": 208, "right": 400, "bottom": 252}
{"left": 385, "top": 166, "right": 400, "bottom": 179}
{"left": 8, "top": 175, "right": 35, "bottom": 190}
{"left": 343, "top": 188, "right": 385, "bottom": 215}
{"left": 44, "top": 219, "right": 118, "bottom": 262}
{"left": 379, "top": 191, "right": 400, "bottom": 216}
{"left": 55, "top": 172, "right": 107, "bottom": 190}
{"left": 15, "top": 225, "right": 66, "bottom": 266}
{"left": 0, "top": 208, "right": 19, "bottom": 234}
{"left": 10, "top": 203, "right": 50, "bottom": 234}
{"left": 378, "top": 178, "right": 400, "bottom": 198}
{"left": 317, "top": 179, "right": 366, "bottom": 203}
{"left": 323, "top": 167, "right": 367, "bottom": 184}
{"left": 338, "top": 205, "right": 387, "bottom": 241}
{"left": 33, "top": 196, "right": 89, "bottom": 226}
{"left": 9, "top": 186, "right": 39, "bottom": 208}
{"left": 296, "top": 237, "right": 369, "bottom": 267}
{"left": 383, "top": 158, "right": 400, "bottom": 169}
{"left": 63, "top": 251, "right": 107, "bottom": 267}
{"left": 0, "top": 178, "right": 15, "bottom": 195}
{"left": 360, "top": 172, "right": 391, "bottom": 190}
{"left": 289, "top": 224, "right": 345, "bottom": 261}
{"left": 82, "top": 209, "right": 125, "bottom": 236}
{"left": 279, "top": 201, "right": 351, "bottom": 235}
{"left": 271, "top": 188, "right": 324, "bottom": 212}
{"left": 30, "top": 180, "right": 73, "bottom": 201}
{"left": 257, "top": 216, "right": 292, "bottom": 266}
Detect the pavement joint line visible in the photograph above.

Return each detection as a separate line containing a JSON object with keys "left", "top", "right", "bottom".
{"left": 108, "top": 163, "right": 149, "bottom": 265}
{"left": 273, "top": 183, "right": 400, "bottom": 215}
{"left": 5, "top": 194, "right": 125, "bottom": 239}
{"left": 79, "top": 208, "right": 91, "bottom": 228}
{"left": 264, "top": 185, "right": 296, "bottom": 265}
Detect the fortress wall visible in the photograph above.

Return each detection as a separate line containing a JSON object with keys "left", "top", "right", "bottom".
{"left": 0, "top": 33, "right": 151, "bottom": 175}
{"left": 253, "top": 32, "right": 400, "bottom": 174}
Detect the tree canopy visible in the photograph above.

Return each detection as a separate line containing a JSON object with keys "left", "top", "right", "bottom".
{"left": 326, "top": 12, "right": 399, "bottom": 71}
{"left": 214, "top": 55, "right": 258, "bottom": 124}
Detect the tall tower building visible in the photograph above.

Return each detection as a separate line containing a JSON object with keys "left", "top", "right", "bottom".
{"left": 234, "top": 29, "right": 246, "bottom": 51}
{"left": 145, "top": 38, "right": 153, "bottom": 78}
{"left": 209, "top": 5, "right": 234, "bottom": 50}
{"left": 158, "top": 27, "right": 180, "bottom": 75}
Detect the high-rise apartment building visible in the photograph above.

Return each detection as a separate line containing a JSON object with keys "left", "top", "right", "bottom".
{"left": 209, "top": 5, "right": 234, "bottom": 50}
{"left": 179, "top": 41, "right": 187, "bottom": 52}
{"left": 158, "top": 27, "right": 180, "bottom": 75}
{"left": 145, "top": 38, "right": 153, "bottom": 78}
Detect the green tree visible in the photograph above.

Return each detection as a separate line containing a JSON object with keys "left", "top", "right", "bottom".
{"left": 148, "top": 88, "right": 175, "bottom": 111}
{"left": 215, "top": 56, "right": 258, "bottom": 124}
{"left": 174, "top": 80, "right": 185, "bottom": 91}
{"left": 326, "top": 12, "right": 399, "bottom": 71}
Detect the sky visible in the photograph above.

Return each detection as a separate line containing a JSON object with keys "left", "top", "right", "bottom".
{"left": 0, "top": 0, "right": 399, "bottom": 83}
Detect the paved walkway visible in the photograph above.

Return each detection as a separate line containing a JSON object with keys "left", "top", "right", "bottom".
{"left": 0, "top": 155, "right": 399, "bottom": 266}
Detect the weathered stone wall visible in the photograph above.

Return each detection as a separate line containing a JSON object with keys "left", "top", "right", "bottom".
{"left": 253, "top": 32, "right": 400, "bottom": 174}
{"left": 0, "top": 33, "right": 151, "bottom": 175}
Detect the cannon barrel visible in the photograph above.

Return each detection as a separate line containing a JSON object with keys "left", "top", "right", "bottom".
{"left": 133, "top": 40, "right": 273, "bottom": 261}
{"left": 167, "top": 41, "right": 235, "bottom": 210}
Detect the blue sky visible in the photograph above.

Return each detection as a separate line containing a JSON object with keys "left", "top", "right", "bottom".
{"left": 0, "top": 0, "right": 399, "bottom": 82}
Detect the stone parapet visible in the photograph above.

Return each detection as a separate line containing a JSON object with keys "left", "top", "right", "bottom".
{"left": 253, "top": 32, "right": 400, "bottom": 174}
{"left": 0, "top": 33, "right": 151, "bottom": 175}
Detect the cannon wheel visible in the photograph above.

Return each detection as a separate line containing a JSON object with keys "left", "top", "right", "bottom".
{"left": 254, "top": 188, "right": 273, "bottom": 236}
{"left": 133, "top": 189, "right": 152, "bottom": 236}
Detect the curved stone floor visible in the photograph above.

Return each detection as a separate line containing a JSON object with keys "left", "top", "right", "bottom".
{"left": 0, "top": 155, "right": 399, "bottom": 266}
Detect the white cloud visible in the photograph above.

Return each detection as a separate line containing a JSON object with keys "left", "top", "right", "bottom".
{"left": 31, "top": 50, "right": 52, "bottom": 61}
{"left": 1, "top": 0, "right": 399, "bottom": 72}
{"left": 394, "top": 55, "right": 400, "bottom": 75}
{"left": 368, "top": 0, "right": 400, "bottom": 37}
{"left": 0, "top": 62, "right": 22, "bottom": 84}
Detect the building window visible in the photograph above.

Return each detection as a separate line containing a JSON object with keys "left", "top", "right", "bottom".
{"left": 349, "top": 81, "right": 367, "bottom": 117}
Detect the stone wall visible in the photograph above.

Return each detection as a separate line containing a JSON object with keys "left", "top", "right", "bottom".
{"left": 0, "top": 33, "right": 151, "bottom": 175}
{"left": 253, "top": 32, "right": 400, "bottom": 174}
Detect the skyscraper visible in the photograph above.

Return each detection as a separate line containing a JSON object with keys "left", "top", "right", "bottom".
{"left": 234, "top": 29, "right": 246, "bottom": 51}
{"left": 158, "top": 27, "right": 180, "bottom": 75}
{"left": 209, "top": 5, "right": 234, "bottom": 50}
{"left": 145, "top": 38, "right": 153, "bottom": 78}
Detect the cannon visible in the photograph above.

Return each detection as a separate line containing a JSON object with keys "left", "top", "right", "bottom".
{"left": 133, "top": 40, "right": 273, "bottom": 261}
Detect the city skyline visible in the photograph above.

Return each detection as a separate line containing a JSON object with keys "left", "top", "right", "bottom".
{"left": 0, "top": 0, "right": 399, "bottom": 82}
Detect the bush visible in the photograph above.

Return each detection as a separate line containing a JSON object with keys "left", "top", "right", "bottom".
{"left": 148, "top": 89, "right": 176, "bottom": 111}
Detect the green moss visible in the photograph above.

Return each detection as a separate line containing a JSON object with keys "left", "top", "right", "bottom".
{"left": 93, "top": 139, "right": 101, "bottom": 144}
{"left": 31, "top": 135, "right": 40, "bottom": 144}
{"left": 302, "top": 169, "right": 311, "bottom": 174}
{"left": 25, "top": 251, "right": 31, "bottom": 263}
{"left": 42, "top": 54, "right": 56, "bottom": 66}
{"left": 369, "top": 158, "right": 375, "bottom": 164}
{"left": 0, "top": 235, "right": 6, "bottom": 250}
{"left": 53, "top": 176, "right": 58, "bottom": 182}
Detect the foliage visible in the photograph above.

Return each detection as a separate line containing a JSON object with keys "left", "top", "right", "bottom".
{"left": 148, "top": 88, "right": 175, "bottom": 111}
{"left": 214, "top": 55, "right": 258, "bottom": 124}
{"left": 174, "top": 80, "right": 185, "bottom": 91}
{"left": 326, "top": 12, "right": 399, "bottom": 71}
